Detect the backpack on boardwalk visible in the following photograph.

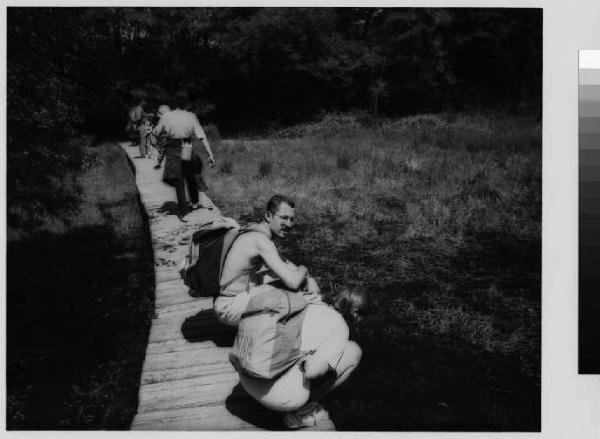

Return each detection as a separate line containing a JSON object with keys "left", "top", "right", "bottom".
{"left": 179, "top": 217, "right": 240, "bottom": 297}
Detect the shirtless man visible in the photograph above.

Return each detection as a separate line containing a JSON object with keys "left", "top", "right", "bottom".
{"left": 215, "top": 194, "right": 310, "bottom": 326}
{"left": 215, "top": 195, "right": 362, "bottom": 429}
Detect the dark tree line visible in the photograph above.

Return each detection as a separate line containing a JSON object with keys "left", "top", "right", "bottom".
{"left": 7, "top": 7, "right": 541, "bottom": 229}
{"left": 8, "top": 7, "right": 541, "bottom": 134}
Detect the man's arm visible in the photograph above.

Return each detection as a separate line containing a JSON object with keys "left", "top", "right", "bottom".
{"left": 193, "top": 116, "right": 215, "bottom": 167}
{"left": 256, "top": 236, "right": 307, "bottom": 290}
{"left": 152, "top": 116, "right": 165, "bottom": 137}
{"left": 201, "top": 138, "right": 215, "bottom": 167}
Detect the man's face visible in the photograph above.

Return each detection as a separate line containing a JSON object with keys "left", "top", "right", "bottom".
{"left": 267, "top": 202, "right": 296, "bottom": 238}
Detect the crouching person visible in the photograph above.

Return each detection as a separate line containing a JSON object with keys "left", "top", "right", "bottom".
{"left": 215, "top": 194, "right": 363, "bottom": 429}
{"left": 239, "top": 298, "right": 363, "bottom": 429}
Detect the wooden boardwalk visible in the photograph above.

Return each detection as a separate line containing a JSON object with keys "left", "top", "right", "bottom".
{"left": 120, "top": 142, "right": 334, "bottom": 431}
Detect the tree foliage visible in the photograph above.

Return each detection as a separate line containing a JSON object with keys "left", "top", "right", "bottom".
{"left": 8, "top": 7, "right": 542, "bottom": 133}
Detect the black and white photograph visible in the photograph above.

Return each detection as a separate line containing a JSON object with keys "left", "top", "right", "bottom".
{"left": 6, "top": 5, "right": 544, "bottom": 432}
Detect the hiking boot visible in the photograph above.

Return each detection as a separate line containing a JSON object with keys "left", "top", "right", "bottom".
{"left": 177, "top": 213, "right": 188, "bottom": 222}
{"left": 283, "top": 402, "right": 329, "bottom": 429}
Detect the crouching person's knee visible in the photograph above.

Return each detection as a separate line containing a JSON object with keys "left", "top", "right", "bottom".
{"left": 240, "top": 365, "right": 310, "bottom": 413}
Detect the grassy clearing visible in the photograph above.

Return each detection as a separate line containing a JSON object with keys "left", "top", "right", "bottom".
{"left": 208, "top": 112, "right": 541, "bottom": 430}
{"left": 7, "top": 143, "right": 154, "bottom": 429}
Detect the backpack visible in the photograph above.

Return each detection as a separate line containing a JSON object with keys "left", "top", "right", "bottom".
{"left": 179, "top": 218, "right": 241, "bottom": 297}
{"left": 229, "top": 287, "right": 309, "bottom": 380}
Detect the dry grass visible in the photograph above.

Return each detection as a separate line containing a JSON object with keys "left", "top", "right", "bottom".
{"left": 208, "top": 113, "right": 541, "bottom": 430}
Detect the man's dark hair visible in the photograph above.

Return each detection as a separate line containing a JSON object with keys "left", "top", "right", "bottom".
{"left": 266, "top": 194, "right": 295, "bottom": 215}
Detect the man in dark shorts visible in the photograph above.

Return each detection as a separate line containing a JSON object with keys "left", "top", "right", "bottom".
{"left": 152, "top": 103, "right": 215, "bottom": 221}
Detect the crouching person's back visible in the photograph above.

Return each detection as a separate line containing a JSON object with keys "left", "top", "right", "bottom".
{"left": 238, "top": 290, "right": 364, "bottom": 429}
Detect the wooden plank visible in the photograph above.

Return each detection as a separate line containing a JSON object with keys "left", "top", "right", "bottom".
{"left": 154, "top": 299, "right": 215, "bottom": 317}
{"left": 142, "top": 362, "right": 236, "bottom": 385}
{"left": 131, "top": 401, "right": 281, "bottom": 430}
{"left": 141, "top": 349, "right": 231, "bottom": 372}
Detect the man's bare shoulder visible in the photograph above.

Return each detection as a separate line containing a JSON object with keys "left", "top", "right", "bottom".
{"left": 236, "top": 226, "right": 273, "bottom": 249}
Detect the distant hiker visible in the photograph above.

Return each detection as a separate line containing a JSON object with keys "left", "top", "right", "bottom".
{"left": 152, "top": 103, "right": 216, "bottom": 221}
{"left": 138, "top": 114, "right": 154, "bottom": 158}
{"left": 127, "top": 99, "right": 145, "bottom": 146}
{"left": 216, "top": 194, "right": 362, "bottom": 429}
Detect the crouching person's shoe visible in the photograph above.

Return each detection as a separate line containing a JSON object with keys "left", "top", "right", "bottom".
{"left": 283, "top": 402, "right": 330, "bottom": 429}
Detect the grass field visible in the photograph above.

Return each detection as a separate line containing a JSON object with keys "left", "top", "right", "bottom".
{"left": 7, "top": 143, "right": 154, "bottom": 429}
{"left": 208, "top": 113, "right": 541, "bottom": 430}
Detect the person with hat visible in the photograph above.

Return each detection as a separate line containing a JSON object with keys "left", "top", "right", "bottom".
{"left": 152, "top": 103, "right": 216, "bottom": 221}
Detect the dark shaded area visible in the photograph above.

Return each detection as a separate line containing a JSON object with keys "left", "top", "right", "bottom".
{"left": 6, "top": 226, "right": 155, "bottom": 429}
{"left": 279, "top": 226, "right": 540, "bottom": 430}
{"left": 323, "top": 334, "right": 539, "bottom": 431}
{"left": 182, "top": 309, "right": 236, "bottom": 347}
{"left": 224, "top": 384, "right": 285, "bottom": 430}
{"left": 6, "top": 144, "right": 156, "bottom": 429}
{"left": 579, "top": 245, "right": 600, "bottom": 373}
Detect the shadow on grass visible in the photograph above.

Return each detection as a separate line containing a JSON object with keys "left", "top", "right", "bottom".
{"left": 7, "top": 224, "right": 155, "bottom": 429}
{"left": 279, "top": 229, "right": 540, "bottom": 431}
{"left": 181, "top": 309, "right": 236, "bottom": 347}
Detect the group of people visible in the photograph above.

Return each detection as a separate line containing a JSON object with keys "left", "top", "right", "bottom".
{"left": 214, "top": 195, "right": 366, "bottom": 429}
{"left": 128, "top": 99, "right": 365, "bottom": 429}
{"left": 127, "top": 99, "right": 216, "bottom": 221}
{"left": 126, "top": 99, "right": 154, "bottom": 157}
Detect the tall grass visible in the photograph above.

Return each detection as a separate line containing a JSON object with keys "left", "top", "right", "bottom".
{"left": 208, "top": 113, "right": 541, "bottom": 430}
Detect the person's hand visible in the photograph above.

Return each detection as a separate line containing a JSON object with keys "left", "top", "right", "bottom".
{"left": 297, "top": 265, "right": 308, "bottom": 274}
{"left": 208, "top": 156, "right": 215, "bottom": 168}
{"left": 304, "top": 275, "right": 320, "bottom": 293}
{"left": 302, "top": 289, "right": 323, "bottom": 304}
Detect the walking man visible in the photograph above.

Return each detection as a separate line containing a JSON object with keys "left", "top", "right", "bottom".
{"left": 153, "top": 103, "right": 216, "bottom": 221}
